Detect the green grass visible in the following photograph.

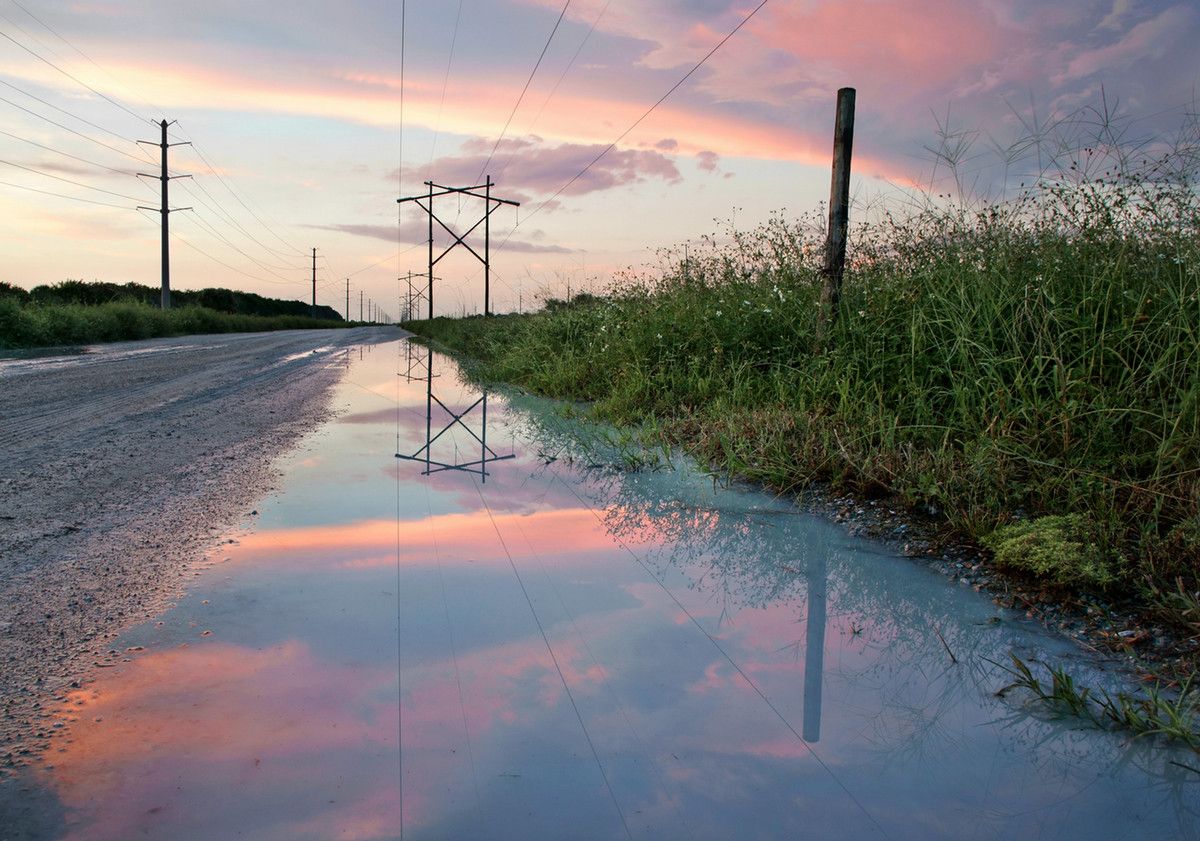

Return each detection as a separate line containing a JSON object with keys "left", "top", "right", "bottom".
{"left": 407, "top": 162, "right": 1200, "bottom": 606}
{"left": 0, "top": 298, "right": 357, "bottom": 349}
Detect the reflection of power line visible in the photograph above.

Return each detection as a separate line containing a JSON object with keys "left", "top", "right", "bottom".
{"left": 395, "top": 344, "right": 513, "bottom": 482}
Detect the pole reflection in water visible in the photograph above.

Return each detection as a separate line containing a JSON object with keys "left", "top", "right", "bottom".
{"left": 395, "top": 343, "right": 514, "bottom": 483}
{"left": 803, "top": 549, "right": 826, "bottom": 743}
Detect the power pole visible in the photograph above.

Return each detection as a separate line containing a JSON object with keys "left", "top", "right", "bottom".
{"left": 345, "top": 278, "right": 350, "bottom": 322}
{"left": 816, "top": 87, "right": 856, "bottom": 351}
{"left": 311, "top": 248, "right": 317, "bottom": 318}
{"left": 136, "top": 119, "right": 192, "bottom": 309}
{"left": 360, "top": 290, "right": 363, "bottom": 322}
{"left": 397, "top": 177, "right": 519, "bottom": 319}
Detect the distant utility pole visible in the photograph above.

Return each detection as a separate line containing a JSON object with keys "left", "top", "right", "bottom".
{"left": 397, "top": 177, "right": 519, "bottom": 318}
{"left": 137, "top": 119, "right": 192, "bottom": 309}
{"left": 360, "top": 290, "right": 363, "bottom": 322}
{"left": 345, "top": 278, "right": 350, "bottom": 322}
{"left": 311, "top": 248, "right": 317, "bottom": 318}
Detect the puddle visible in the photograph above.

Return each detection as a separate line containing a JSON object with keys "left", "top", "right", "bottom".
{"left": 6, "top": 338, "right": 1198, "bottom": 840}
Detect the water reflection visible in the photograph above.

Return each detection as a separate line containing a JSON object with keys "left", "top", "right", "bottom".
{"left": 9, "top": 340, "right": 1198, "bottom": 841}
{"left": 396, "top": 343, "right": 514, "bottom": 482}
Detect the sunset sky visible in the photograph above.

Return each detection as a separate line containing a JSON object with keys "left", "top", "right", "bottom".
{"left": 0, "top": 0, "right": 1196, "bottom": 316}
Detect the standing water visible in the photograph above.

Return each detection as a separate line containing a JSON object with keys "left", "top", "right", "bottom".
{"left": 8, "top": 338, "right": 1198, "bottom": 840}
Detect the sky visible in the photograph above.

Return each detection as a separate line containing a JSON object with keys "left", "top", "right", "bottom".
{"left": 0, "top": 0, "right": 1197, "bottom": 317}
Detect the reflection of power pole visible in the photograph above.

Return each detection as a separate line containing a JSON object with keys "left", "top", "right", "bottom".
{"left": 803, "top": 551, "right": 827, "bottom": 743}
{"left": 136, "top": 119, "right": 192, "bottom": 309}
{"left": 397, "top": 177, "right": 519, "bottom": 318}
{"left": 395, "top": 344, "right": 514, "bottom": 483}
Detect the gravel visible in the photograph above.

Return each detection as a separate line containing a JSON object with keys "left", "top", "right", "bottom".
{"left": 0, "top": 327, "right": 399, "bottom": 771}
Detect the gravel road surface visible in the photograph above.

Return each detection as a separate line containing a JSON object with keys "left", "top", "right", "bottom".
{"left": 0, "top": 327, "right": 400, "bottom": 771}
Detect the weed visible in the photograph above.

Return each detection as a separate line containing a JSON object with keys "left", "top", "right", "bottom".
{"left": 997, "top": 653, "right": 1200, "bottom": 748}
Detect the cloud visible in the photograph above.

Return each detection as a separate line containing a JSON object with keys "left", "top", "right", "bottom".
{"left": 309, "top": 220, "right": 574, "bottom": 254}
{"left": 696, "top": 150, "right": 719, "bottom": 172}
{"left": 1062, "top": 5, "right": 1197, "bottom": 81}
{"left": 409, "top": 135, "right": 682, "bottom": 200}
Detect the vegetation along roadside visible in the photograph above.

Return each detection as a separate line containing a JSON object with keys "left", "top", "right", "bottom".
{"left": 406, "top": 119, "right": 1200, "bottom": 740}
{"left": 0, "top": 280, "right": 360, "bottom": 349}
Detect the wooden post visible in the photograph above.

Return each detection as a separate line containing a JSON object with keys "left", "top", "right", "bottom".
{"left": 816, "top": 87, "right": 856, "bottom": 351}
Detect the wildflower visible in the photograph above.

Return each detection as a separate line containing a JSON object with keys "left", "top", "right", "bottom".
{"left": 858, "top": 310, "right": 866, "bottom": 317}
{"left": 715, "top": 309, "right": 722, "bottom": 317}
{"left": 656, "top": 333, "right": 663, "bottom": 340}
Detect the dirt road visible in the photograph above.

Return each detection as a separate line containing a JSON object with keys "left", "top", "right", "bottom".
{"left": 0, "top": 328, "right": 400, "bottom": 769}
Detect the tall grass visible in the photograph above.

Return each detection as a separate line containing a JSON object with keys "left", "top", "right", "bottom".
{"left": 0, "top": 298, "right": 353, "bottom": 349}
{"left": 409, "top": 116, "right": 1200, "bottom": 599}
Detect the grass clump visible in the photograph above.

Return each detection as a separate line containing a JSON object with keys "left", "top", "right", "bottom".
{"left": 997, "top": 653, "right": 1200, "bottom": 750}
{"left": 983, "top": 515, "right": 1117, "bottom": 589}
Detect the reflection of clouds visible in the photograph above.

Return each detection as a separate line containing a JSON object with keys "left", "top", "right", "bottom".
{"left": 233, "top": 507, "right": 653, "bottom": 570}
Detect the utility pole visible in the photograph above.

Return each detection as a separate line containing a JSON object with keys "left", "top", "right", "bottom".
{"left": 311, "top": 248, "right": 317, "bottom": 318}
{"left": 816, "top": 87, "right": 856, "bottom": 351}
{"left": 360, "top": 290, "right": 364, "bottom": 322}
{"left": 137, "top": 119, "right": 192, "bottom": 309}
{"left": 345, "top": 279, "right": 350, "bottom": 322}
{"left": 397, "top": 177, "right": 519, "bottom": 319}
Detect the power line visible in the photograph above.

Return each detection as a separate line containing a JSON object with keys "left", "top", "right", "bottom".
{"left": 0, "top": 125, "right": 136, "bottom": 176}
{"left": 179, "top": 206, "right": 302, "bottom": 283}
{"left": 175, "top": 180, "right": 304, "bottom": 270}
{"left": 0, "top": 91, "right": 147, "bottom": 163}
{"left": 138, "top": 208, "right": 290, "bottom": 287}
{"left": 170, "top": 122, "right": 307, "bottom": 258}
{"left": 499, "top": 0, "right": 771, "bottom": 246}
{"left": 474, "top": 0, "right": 572, "bottom": 182}
{"left": 0, "top": 156, "right": 144, "bottom": 201}
{"left": 0, "top": 77, "right": 151, "bottom": 156}
{"left": 0, "top": 176, "right": 130, "bottom": 208}
{"left": 0, "top": 23, "right": 148, "bottom": 124}
{"left": 427, "top": 0, "right": 464, "bottom": 170}
{"left": 7, "top": 0, "right": 166, "bottom": 119}
{"left": 494, "top": 0, "right": 612, "bottom": 184}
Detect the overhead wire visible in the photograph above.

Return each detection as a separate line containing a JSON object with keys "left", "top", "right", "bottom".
{"left": 7, "top": 0, "right": 166, "bottom": 119}
{"left": 0, "top": 23, "right": 149, "bottom": 124}
{"left": 474, "top": 0, "right": 572, "bottom": 183}
{"left": 0, "top": 125, "right": 136, "bottom": 175}
{"left": 0, "top": 156, "right": 145, "bottom": 201}
{"left": 498, "top": 0, "right": 771, "bottom": 248}
{"left": 0, "top": 77, "right": 151, "bottom": 155}
{"left": 0, "top": 91, "right": 148, "bottom": 163}
{"left": 0, "top": 177, "right": 130, "bottom": 208}
{"left": 493, "top": 0, "right": 612, "bottom": 184}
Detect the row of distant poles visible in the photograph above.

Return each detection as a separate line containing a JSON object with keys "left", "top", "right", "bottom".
{"left": 143, "top": 88, "right": 854, "bottom": 326}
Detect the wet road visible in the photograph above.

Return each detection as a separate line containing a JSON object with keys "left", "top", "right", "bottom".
{"left": 3, "top": 338, "right": 1197, "bottom": 840}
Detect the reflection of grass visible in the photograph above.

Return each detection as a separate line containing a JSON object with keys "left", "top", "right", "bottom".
{"left": 997, "top": 653, "right": 1200, "bottom": 750}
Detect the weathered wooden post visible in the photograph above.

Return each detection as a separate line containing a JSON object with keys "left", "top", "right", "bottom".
{"left": 816, "top": 87, "right": 856, "bottom": 351}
